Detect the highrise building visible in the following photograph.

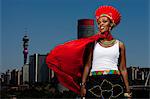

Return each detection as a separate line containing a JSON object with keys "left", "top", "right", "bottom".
{"left": 17, "top": 69, "right": 23, "bottom": 85}
{"left": 0, "top": 70, "right": 11, "bottom": 86}
{"left": 127, "top": 66, "right": 150, "bottom": 85}
{"left": 23, "top": 64, "right": 29, "bottom": 83}
{"left": 5, "top": 70, "right": 11, "bottom": 85}
{"left": 29, "top": 53, "right": 52, "bottom": 83}
{"left": 77, "top": 19, "right": 95, "bottom": 39}
{"left": 10, "top": 69, "right": 23, "bottom": 85}
{"left": 10, "top": 69, "right": 17, "bottom": 85}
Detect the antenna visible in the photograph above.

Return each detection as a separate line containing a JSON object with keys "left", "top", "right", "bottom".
{"left": 24, "top": 27, "right": 28, "bottom": 36}
{"left": 22, "top": 28, "right": 29, "bottom": 64}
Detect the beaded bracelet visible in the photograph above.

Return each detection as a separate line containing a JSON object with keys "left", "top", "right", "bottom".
{"left": 80, "top": 82, "right": 86, "bottom": 86}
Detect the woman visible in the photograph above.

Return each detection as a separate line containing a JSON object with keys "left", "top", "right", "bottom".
{"left": 80, "top": 6, "right": 132, "bottom": 98}
{"left": 46, "top": 5, "right": 131, "bottom": 98}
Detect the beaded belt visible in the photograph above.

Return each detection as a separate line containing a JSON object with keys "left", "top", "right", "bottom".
{"left": 90, "top": 70, "right": 120, "bottom": 76}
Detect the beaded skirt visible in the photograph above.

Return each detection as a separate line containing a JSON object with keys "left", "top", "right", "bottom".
{"left": 85, "top": 74, "right": 125, "bottom": 98}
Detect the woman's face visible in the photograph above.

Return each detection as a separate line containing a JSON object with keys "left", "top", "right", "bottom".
{"left": 97, "top": 16, "right": 112, "bottom": 33}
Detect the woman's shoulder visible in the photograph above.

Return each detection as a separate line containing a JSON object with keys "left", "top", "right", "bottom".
{"left": 116, "top": 39, "right": 126, "bottom": 49}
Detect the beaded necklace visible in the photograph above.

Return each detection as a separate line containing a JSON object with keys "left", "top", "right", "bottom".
{"left": 99, "top": 39, "right": 116, "bottom": 47}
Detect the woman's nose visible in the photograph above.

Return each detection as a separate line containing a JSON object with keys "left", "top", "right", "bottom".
{"left": 100, "top": 22, "right": 104, "bottom": 26}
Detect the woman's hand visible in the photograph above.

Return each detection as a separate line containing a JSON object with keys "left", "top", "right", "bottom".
{"left": 124, "top": 92, "right": 132, "bottom": 99}
{"left": 81, "top": 86, "right": 86, "bottom": 97}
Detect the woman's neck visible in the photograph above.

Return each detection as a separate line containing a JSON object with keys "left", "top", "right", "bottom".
{"left": 99, "top": 31, "right": 113, "bottom": 41}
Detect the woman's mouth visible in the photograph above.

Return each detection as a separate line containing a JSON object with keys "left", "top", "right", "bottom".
{"left": 100, "top": 26, "right": 105, "bottom": 30}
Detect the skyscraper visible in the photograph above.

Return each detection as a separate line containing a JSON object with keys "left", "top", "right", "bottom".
{"left": 77, "top": 19, "right": 95, "bottom": 39}
{"left": 23, "top": 64, "right": 29, "bottom": 83}
{"left": 29, "top": 53, "right": 52, "bottom": 83}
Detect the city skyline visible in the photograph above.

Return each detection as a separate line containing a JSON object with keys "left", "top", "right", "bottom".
{"left": 1, "top": 0, "right": 149, "bottom": 73}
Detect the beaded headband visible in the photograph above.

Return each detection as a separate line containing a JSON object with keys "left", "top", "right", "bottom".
{"left": 95, "top": 5, "right": 121, "bottom": 27}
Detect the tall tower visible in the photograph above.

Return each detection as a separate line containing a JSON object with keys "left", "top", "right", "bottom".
{"left": 22, "top": 33, "right": 29, "bottom": 64}
{"left": 77, "top": 19, "right": 95, "bottom": 39}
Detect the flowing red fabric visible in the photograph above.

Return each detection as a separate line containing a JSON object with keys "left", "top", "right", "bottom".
{"left": 46, "top": 32, "right": 113, "bottom": 94}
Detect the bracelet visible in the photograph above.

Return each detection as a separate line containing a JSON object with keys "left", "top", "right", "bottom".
{"left": 80, "top": 82, "right": 86, "bottom": 86}
{"left": 124, "top": 92, "right": 132, "bottom": 97}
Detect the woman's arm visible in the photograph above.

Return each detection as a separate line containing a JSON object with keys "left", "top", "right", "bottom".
{"left": 119, "top": 41, "right": 131, "bottom": 94}
{"left": 80, "top": 44, "right": 93, "bottom": 97}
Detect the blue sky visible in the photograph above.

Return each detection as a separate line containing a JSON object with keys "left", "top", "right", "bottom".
{"left": 1, "top": 0, "right": 149, "bottom": 73}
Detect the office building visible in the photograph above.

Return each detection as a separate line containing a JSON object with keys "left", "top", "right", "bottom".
{"left": 23, "top": 64, "right": 29, "bottom": 83}
{"left": 29, "top": 53, "right": 52, "bottom": 83}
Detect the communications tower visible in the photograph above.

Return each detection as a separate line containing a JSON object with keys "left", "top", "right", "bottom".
{"left": 22, "top": 32, "right": 29, "bottom": 64}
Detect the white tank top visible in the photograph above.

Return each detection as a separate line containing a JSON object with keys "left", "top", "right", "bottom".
{"left": 90, "top": 40, "right": 120, "bottom": 72}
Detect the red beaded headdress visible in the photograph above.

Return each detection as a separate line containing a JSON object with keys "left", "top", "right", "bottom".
{"left": 95, "top": 5, "right": 121, "bottom": 26}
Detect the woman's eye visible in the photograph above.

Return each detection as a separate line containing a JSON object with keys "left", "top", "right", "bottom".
{"left": 98, "top": 22, "right": 101, "bottom": 25}
{"left": 103, "top": 20, "right": 107, "bottom": 23}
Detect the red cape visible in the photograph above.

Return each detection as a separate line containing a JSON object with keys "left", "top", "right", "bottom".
{"left": 46, "top": 33, "right": 112, "bottom": 94}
